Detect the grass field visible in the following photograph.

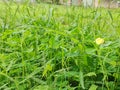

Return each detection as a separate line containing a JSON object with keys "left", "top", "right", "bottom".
{"left": 0, "top": 1, "right": 120, "bottom": 90}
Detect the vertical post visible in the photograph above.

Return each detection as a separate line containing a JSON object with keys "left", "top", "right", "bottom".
{"left": 94, "top": 0, "right": 98, "bottom": 8}
{"left": 118, "top": 1, "right": 120, "bottom": 7}
{"left": 67, "top": 0, "right": 72, "bottom": 5}
{"left": 83, "top": 0, "right": 93, "bottom": 7}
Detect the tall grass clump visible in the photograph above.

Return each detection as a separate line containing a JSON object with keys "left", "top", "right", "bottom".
{"left": 0, "top": 1, "right": 120, "bottom": 90}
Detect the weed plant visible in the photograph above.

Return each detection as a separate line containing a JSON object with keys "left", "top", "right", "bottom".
{"left": 0, "top": 1, "right": 120, "bottom": 90}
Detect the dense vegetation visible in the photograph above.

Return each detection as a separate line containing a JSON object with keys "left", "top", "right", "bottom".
{"left": 0, "top": 1, "right": 120, "bottom": 90}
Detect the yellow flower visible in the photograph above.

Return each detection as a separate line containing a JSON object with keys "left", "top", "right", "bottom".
{"left": 95, "top": 38, "right": 104, "bottom": 45}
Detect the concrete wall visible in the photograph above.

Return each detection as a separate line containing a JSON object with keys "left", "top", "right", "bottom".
{"left": 67, "top": 0, "right": 119, "bottom": 8}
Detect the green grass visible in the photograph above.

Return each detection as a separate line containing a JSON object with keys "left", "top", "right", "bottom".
{"left": 0, "top": 1, "right": 120, "bottom": 90}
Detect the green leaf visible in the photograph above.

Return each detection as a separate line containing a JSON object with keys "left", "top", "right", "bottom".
{"left": 108, "top": 10, "right": 113, "bottom": 21}
{"left": 84, "top": 72, "right": 96, "bottom": 77}
{"left": 42, "top": 64, "right": 52, "bottom": 77}
{"left": 89, "top": 84, "right": 98, "bottom": 90}
{"left": 34, "top": 85, "right": 49, "bottom": 90}
{"left": 109, "top": 61, "right": 116, "bottom": 67}
{"left": 79, "top": 71, "right": 85, "bottom": 89}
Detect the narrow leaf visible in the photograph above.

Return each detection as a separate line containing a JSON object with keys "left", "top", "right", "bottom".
{"left": 80, "top": 71, "right": 85, "bottom": 89}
